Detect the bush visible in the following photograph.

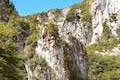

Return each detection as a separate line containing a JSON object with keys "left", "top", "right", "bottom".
{"left": 25, "top": 15, "right": 39, "bottom": 46}
{"left": 97, "top": 70, "right": 120, "bottom": 80}
{"left": 0, "top": 18, "right": 32, "bottom": 80}
{"left": 26, "top": 32, "right": 37, "bottom": 45}
{"left": 0, "top": 22, "right": 19, "bottom": 38}
{"left": 66, "top": 11, "right": 78, "bottom": 22}
{"left": 47, "top": 22, "right": 59, "bottom": 38}
{"left": 37, "top": 57, "right": 47, "bottom": 67}
{"left": 0, "top": 48, "right": 25, "bottom": 80}
{"left": 66, "top": 0, "right": 92, "bottom": 23}
{"left": 102, "top": 20, "right": 112, "bottom": 40}
{"left": 87, "top": 37, "right": 120, "bottom": 53}
{"left": 116, "top": 27, "right": 120, "bottom": 38}
{"left": 53, "top": 9, "right": 62, "bottom": 17}
{"left": 88, "top": 54, "right": 120, "bottom": 80}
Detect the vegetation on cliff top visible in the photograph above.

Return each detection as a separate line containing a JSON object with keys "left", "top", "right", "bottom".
{"left": 66, "top": 0, "right": 92, "bottom": 23}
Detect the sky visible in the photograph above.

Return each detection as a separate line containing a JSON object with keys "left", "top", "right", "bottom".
{"left": 10, "top": 0, "right": 82, "bottom": 16}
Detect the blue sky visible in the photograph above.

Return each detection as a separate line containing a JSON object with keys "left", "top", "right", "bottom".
{"left": 10, "top": 0, "right": 82, "bottom": 16}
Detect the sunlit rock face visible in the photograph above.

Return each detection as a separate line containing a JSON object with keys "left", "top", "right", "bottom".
{"left": 25, "top": 8, "right": 89, "bottom": 79}
{"left": 24, "top": 0, "right": 120, "bottom": 80}
{"left": 33, "top": 27, "right": 88, "bottom": 80}
{"left": 58, "top": 19, "right": 92, "bottom": 45}
{"left": 35, "top": 27, "right": 69, "bottom": 80}
{"left": 0, "top": 0, "right": 9, "bottom": 22}
{"left": 59, "top": 8, "right": 92, "bottom": 45}
{"left": 46, "top": 8, "right": 93, "bottom": 45}
{"left": 24, "top": 26, "right": 69, "bottom": 80}
{"left": 91, "top": 0, "right": 120, "bottom": 44}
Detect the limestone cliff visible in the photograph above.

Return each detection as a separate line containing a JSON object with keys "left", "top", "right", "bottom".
{"left": 24, "top": 21, "right": 88, "bottom": 80}
{"left": 0, "top": 0, "right": 120, "bottom": 80}
{"left": 24, "top": 0, "right": 120, "bottom": 80}
{"left": 90, "top": 0, "right": 120, "bottom": 56}
{"left": 91, "top": 0, "right": 120, "bottom": 44}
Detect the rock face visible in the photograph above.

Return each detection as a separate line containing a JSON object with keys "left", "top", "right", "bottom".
{"left": 64, "top": 34, "right": 88, "bottom": 80}
{"left": 35, "top": 27, "right": 69, "bottom": 80}
{"left": 24, "top": 0, "right": 120, "bottom": 80}
{"left": 24, "top": 8, "right": 89, "bottom": 79}
{"left": 91, "top": 0, "right": 120, "bottom": 44}
{"left": 24, "top": 23, "right": 88, "bottom": 80}
{"left": 0, "top": 0, "right": 9, "bottom": 22}
{"left": 37, "top": 7, "right": 93, "bottom": 45}
{"left": 58, "top": 16, "right": 92, "bottom": 45}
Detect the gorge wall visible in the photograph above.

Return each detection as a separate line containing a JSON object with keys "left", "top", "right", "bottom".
{"left": 91, "top": 0, "right": 120, "bottom": 44}
{"left": 0, "top": 0, "right": 120, "bottom": 80}
{"left": 24, "top": 0, "right": 120, "bottom": 80}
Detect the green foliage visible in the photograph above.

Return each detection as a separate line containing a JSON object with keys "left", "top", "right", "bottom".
{"left": 8, "top": 2, "right": 16, "bottom": 15}
{"left": 47, "top": 22, "right": 59, "bottom": 38}
{"left": 87, "top": 21, "right": 120, "bottom": 79}
{"left": 18, "top": 45, "right": 35, "bottom": 60}
{"left": 0, "top": 18, "right": 30, "bottom": 42}
{"left": 87, "top": 21, "right": 120, "bottom": 53}
{"left": 79, "top": 0, "right": 92, "bottom": 22}
{"left": 116, "top": 27, "right": 120, "bottom": 38}
{"left": 26, "top": 15, "right": 38, "bottom": 46}
{"left": 88, "top": 54, "right": 120, "bottom": 80}
{"left": 66, "top": 2, "right": 82, "bottom": 22}
{"left": 0, "top": 22, "right": 19, "bottom": 37}
{"left": 59, "top": 38, "right": 66, "bottom": 47}
{"left": 66, "top": 0, "right": 92, "bottom": 22}
{"left": 26, "top": 32, "right": 37, "bottom": 45}
{"left": 16, "top": 20, "right": 30, "bottom": 32}
{"left": 66, "top": 11, "right": 78, "bottom": 22}
{"left": 37, "top": 57, "right": 47, "bottom": 67}
{"left": 97, "top": 70, "right": 120, "bottom": 80}
{"left": 0, "top": 22, "right": 20, "bottom": 51}
{"left": 102, "top": 20, "right": 112, "bottom": 40}
{"left": 39, "top": 12, "right": 48, "bottom": 17}
{"left": 0, "top": 48, "right": 25, "bottom": 80}
{"left": 0, "top": 18, "right": 30, "bottom": 80}
{"left": 87, "top": 37, "right": 120, "bottom": 53}
{"left": 53, "top": 9, "right": 62, "bottom": 16}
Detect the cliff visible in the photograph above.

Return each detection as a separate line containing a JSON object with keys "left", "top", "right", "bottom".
{"left": 23, "top": 0, "right": 120, "bottom": 79}
{"left": 0, "top": 0, "right": 120, "bottom": 80}
{"left": 91, "top": 0, "right": 120, "bottom": 44}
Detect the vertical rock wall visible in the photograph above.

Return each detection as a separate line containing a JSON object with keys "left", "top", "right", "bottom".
{"left": 35, "top": 27, "right": 69, "bottom": 80}
{"left": 91, "top": 0, "right": 120, "bottom": 44}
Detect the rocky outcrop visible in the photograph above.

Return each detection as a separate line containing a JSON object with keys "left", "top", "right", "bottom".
{"left": 24, "top": 0, "right": 120, "bottom": 80}
{"left": 35, "top": 27, "right": 69, "bottom": 80}
{"left": 24, "top": 20, "right": 88, "bottom": 80}
{"left": 25, "top": 25, "right": 69, "bottom": 80}
{"left": 64, "top": 33, "right": 88, "bottom": 80}
{"left": 37, "top": 7, "right": 93, "bottom": 45}
{"left": 91, "top": 0, "right": 120, "bottom": 44}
